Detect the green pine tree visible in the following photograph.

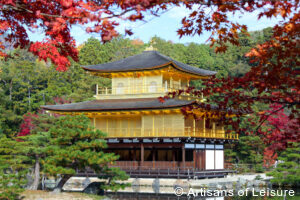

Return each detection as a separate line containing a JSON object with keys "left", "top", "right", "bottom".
{"left": 43, "top": 114, "right": 129, "bottom": 192}
{"left": 267, "top": 142, "right": 300, "bottom": 186}
{"left": 0, "top": 135, "right": 28, "bottom": 200}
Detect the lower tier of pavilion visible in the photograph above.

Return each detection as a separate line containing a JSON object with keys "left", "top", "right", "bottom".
{"left": 42, "top": 98, "right": 239, "bottom": 140}
{"left": 42, "top": 98, "right": 237, "bottom": 178}
{"left": 75, "top": 140, "right": 235, "bottom": 178}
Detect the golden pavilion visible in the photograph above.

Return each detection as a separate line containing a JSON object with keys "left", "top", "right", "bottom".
{"left": 42, "top": 51, "right": 238, "bottom": 178}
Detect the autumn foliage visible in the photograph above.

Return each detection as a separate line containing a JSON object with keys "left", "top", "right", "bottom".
{"left": 258, "top": 104, "right": 299, "bottom": 158}
{"left": 1, "top": 1, "right": 299, "bottom": 156}
{"left": 1, "top": 1, "right": 298, "bottom": 71}
{"left": 17, "top": 113, "right": 37, "bottom": 137}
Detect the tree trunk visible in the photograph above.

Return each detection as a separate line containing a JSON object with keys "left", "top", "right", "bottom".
{"left": 31, "top": 156, "right": 40, "bottom": 190}
{"left": 52, "top": 175, "right": 72, "bottom": 193}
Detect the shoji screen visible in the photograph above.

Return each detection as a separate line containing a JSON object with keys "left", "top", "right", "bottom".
{"left": 215, "top": 150, "right": 224, "bottom": 169}
{"left": 205, "top": 150, "right": 215, "bottom": 170}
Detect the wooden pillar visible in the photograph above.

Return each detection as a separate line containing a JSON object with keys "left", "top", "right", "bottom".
{"left": 203, "top": 117, "right": 206, "bottom": 136}
{"left": 152, "top": 148, "right": 155, "bottom": 169}
{"left": 141, "top": 143, "right": 144, "bottom": 169}
{"left": 203, "top": 150, "right": 206, "bottom": 170}
{"left": 193, "top": 149, "right": 196, "bottom": 169}
{"left": 182, "top": 145, "right": 185, "bottom": 169}
{"left": 193, "top": 118, "right": 196, "bottom": 137}
{"left": 172, "top": 149, "right": 176, "bottom": 169}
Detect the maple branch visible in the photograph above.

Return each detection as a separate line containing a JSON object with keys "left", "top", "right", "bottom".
{"left": 101, "top": 8, "right": 136, "bottom": 20}
{"left": 0, "top": 4, "right": 135, "bottom": 21}
{"left": 0, "top": 4, "right": 71, "bottom": 19}
{"left": 254, "top": 104, "right": 288, "bottom": 135}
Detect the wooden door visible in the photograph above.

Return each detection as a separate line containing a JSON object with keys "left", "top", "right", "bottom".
{"left": 194, "top": 150, "right": 205, "bottom": 170}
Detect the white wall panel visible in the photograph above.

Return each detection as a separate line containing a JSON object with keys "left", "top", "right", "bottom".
{"left": 215, "top": 150, "right": 224, "bottom": 169}
{"left": 205, "top": 150, "right": 215, "bottom": 170}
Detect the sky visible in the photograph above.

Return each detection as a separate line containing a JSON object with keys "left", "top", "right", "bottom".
{"left": 29, "top": 5, "right": 283, "bottom": 46}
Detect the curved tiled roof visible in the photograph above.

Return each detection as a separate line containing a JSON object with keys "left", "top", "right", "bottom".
{"left": 41, "top": 98, "right": 196, "bottom": 112}
{"left": 82, "top": 51, "right": 217, "bottom": 77}
{"left": 42, "top": 97, "right": 248, "bottom": 114}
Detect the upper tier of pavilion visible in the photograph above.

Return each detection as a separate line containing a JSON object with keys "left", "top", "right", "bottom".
{"left": 82, "top": 51, "right": 216, "bottom": 100}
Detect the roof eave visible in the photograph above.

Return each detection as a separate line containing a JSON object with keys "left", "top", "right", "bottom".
{"left": 81, "top": 62, "right": 216, "bottom": 78}
{"left": 41, "top": 102, "right": 197, "bottom": 113}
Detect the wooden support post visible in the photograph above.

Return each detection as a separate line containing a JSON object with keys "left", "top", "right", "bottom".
{"left": 133, "top": 148, "right": 137, "bottom": 169}
{"left": 141, "top": 143, "right": 144, "bottom": 169}
{"left": 172, "top": 149, "right": 176, "bottom": 169}
{"left": 152, "top": 148, "right": 155, "bottom": 169}
{"left": 193, "top": 118, "right": 196, "bottom": 137}
{"left": 203, "top": 118, "right": 206, "bottom": 137}
{"left": 182, "top": 145, "right": 185, "bottom": 169}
